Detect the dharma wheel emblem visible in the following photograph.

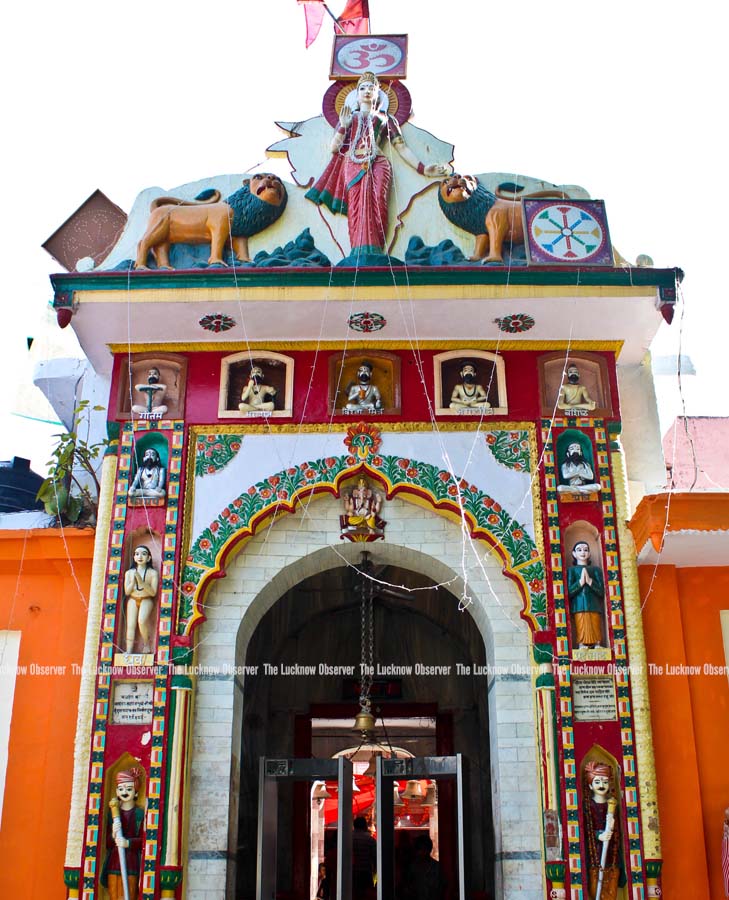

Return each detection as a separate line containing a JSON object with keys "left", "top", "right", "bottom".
{"left": 523, "top": 199, "right": 613, "bottom": 266}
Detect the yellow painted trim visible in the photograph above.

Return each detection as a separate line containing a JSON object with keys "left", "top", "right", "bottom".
{"left": 527, "top": 423, "right": 545, "bottom": 563}
{"left": 65, "top": 453, "right": 118, "bottom": 868}
{"left": 184, "top": 420, "right": 541, "bottom": 436}
{"left": 110, "top": 339, "right": 624, "bottom": 355}
{"left": 611, "top": 446, "right": 661, "bottom": 858}
{"left": 78, "top": 284, "right": 656, "bottom": 304}
{"left": 164, "top": 686, "right": 191, "bottom": 868}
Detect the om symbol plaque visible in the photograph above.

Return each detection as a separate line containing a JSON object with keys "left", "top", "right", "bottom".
{"left": 331, "top": 34, "right": 408, "bottom": 79}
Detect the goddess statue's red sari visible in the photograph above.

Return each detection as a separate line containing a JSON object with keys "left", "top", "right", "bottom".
{"left": 306, "top": 109, "right": 403, "bottom": 255}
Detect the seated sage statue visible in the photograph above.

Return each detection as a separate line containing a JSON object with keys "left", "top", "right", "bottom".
{"left": 132, "top": 367, "right": 168, "bottom": 417}
{"left": 344, "top": 362, "right": 383, "bottom": 413}
{"left": 558, "top": 364, "right": 596, "bottom": 411}
{"left": 239, "top": 365, "right": 277, "bottom": 413}
{"left": 558, "top": 442, "right": 601, "bottom": 494}
{"left": 449, "top": 363, "right": 490, "bottom": 411}
{"left": 128, "top": 448, "right": 166, "bottom": 500}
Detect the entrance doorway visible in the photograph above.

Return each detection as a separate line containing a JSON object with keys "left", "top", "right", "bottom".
{"left": 306, "top": 708, "right": 454, "bottom": 900}
{"left": 235, "top": 562, "right": 494, "bottom": 899}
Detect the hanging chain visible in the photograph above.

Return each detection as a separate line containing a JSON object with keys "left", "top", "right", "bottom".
{"left": 359, "top": 552, "right": 374, "bottom": 713}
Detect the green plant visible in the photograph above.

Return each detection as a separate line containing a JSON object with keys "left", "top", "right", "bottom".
{"left": 37, "top": 400, "right": 108, "bottom": 525}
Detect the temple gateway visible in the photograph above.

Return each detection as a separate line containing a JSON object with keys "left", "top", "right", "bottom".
{"left": 38, "top": 30, "right": 684, "bottom": 900}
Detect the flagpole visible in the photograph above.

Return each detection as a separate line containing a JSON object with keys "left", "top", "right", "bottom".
{"left": 322, "top": 2, "right": 346, "bottom": 34}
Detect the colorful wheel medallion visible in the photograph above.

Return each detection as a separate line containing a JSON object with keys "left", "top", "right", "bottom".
{"left": 348, "top": 311, "right": 387, "bottom": 333}
{"left": 199, "top": 313, "right": 236, "bottom": 333}
{"left": 494, "top": 313, "right": 535, "bottom": 334}
{"left": 523, "top": 199, "right": 613, "bottom": 266}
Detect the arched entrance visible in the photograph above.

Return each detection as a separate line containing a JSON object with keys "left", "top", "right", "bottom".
{"left": 237, "top": 562, "right": 493, "bottom": 898}
{"left": 185, "top": 495, "right": 543, "bottom": 900}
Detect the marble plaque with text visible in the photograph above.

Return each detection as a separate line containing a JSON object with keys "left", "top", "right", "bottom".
{"left": 112, "top": 681, "right": 154, "bottom": 725}
{"left": 572, "top": 676, "right": 617, "bottom": 722}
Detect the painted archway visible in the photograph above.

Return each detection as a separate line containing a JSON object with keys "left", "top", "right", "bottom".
{"left": 179, "top": 423, "right": 547, "bottom": 636}
{"left": 183, "top": 493, "right": 544, "bottom": 900}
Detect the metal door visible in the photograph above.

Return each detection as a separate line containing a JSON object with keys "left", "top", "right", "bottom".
{"left": 375, "top": 754, "right": 469, "bottom": 900}
{"left": 256, "top": 757, "right": 353, "bottom": 900}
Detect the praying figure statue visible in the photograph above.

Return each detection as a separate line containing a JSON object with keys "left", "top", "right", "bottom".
{"left": 567, "top": 541, "right": 605, "bottom": 649}
{"left": 344, "top": 362, "right": 383, "bottom": 413}
{"left": 123, "top": 546, "right": 159, "bottom": 655}
{"left": 558, "top": 364, "right": 596, "bottom": 411}
{"left": 132, "top": 367, "right": 168, "bottom": 417}
{"left": 239, "top": 365, "right": 277, "bottom": 413}
{"left": 558, "top": 442, "right": 601, "bottom": 494}
{"left": 306, "top": 71, "right": 451, "bottom": 260}
{"left": 128, "top": 448, "right": 166, "bottom": 500}
{"left": 449, "top": 362, "right": 490, "bottom": 411}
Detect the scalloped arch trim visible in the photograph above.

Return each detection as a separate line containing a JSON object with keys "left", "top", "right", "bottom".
{"left": 179, "top": 454, "right": 547, "bottom": 636}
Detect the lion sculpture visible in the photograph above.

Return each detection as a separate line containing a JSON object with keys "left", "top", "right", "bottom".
{"left": 135, "top": 174, "right": 288, "bottom": 269}
{"left": 438, "top": 174, "right": 568, "bottom": 264}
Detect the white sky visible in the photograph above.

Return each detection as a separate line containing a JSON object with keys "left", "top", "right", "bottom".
{"left": 1, "top": 0, "right": 725, "bottom": 473}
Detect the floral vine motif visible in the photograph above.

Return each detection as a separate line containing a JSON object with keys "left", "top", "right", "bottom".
{"left": 194, "top": 434, "right": 243, "bottom": 476}
{"left": 198, "top": 312, "right": 236, "bottom": 333}
{"left": 494, "top": 313, "right": 535, "bottom": 334}
{"left": 179, "top": 450, "right": 546, "bottom": 630}
{"left": 344, "top": 422, "right": 382, "bottom": 461}
{"left": 485, "top": 430, "right": 531, "bottom": 472}
{"left": 348, "top": 311, "right": 387, "bottom": 333}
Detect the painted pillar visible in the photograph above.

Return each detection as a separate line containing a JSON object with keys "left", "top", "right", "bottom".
{"left": 610, "top": 441, "right": 661, "bottom": 866}
{"left": 160, "top": 649, "right": 194, "bottom": 898}
{"left": 535, "top": 642, "right": 562, "bottom": 866}
{"left": 542, "top": 417, "right": 654, "bottom": 899}
{"left": 546, "top": 862, "right": 567, "bottom": 900}
{"left": 65, "top": 437, "right": 119, "bottom": 898}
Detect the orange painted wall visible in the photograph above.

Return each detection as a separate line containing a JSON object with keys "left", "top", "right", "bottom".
{"left": 0, "top": 529, "right": 94, "bottom": 900}
{"left": 640, "top": 563, "right": 729, "bottom": 900}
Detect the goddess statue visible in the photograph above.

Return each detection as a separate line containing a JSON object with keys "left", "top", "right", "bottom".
{"left": 307, "top": 71, "right": 451, "bottom": 259}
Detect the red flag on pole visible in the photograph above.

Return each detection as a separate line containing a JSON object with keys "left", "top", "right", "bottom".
{"left": 298, "top": 1, "right": 326, "bottom": 48}
{"left": 338, "top": 0, "right": 370, "bottom": 34}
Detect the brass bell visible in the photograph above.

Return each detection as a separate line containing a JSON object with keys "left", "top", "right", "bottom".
{"left": 402, "top": 779, "right": 425, "bottom": 801}
{"left": 353, "top": 709, "right": 376, "bottom": 735}
{"left": 424, "top": 783, "right": 437, "bottom": 807}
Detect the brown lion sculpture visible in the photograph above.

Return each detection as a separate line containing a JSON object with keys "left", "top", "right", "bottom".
{"left": 438, "top": 174, "right": 567, "bottom": 264}
{"left": 135, "top": 174, "right": 288, "bottom": 269}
